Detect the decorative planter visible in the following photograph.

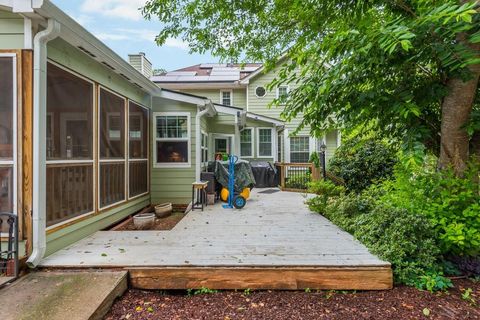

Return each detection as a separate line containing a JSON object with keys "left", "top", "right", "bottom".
{"left": 155, "top": 203, "right": 172, "bottom": 218}
{"left": 133, "top": 213, "right": 155, "bottom": 230}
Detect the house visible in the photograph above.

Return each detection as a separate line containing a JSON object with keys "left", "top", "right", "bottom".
{"left": 0, "top": 0, "right": 340, "bottom": 272}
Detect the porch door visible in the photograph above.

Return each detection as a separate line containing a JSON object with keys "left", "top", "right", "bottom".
{"left": 214, "top": 137, "right": 231, "bottom": 154}
{"left": 0, "top": 54, "right": 17, "bottom": 217}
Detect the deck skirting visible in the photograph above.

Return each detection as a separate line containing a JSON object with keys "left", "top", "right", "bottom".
{"left": 128, "top": 266, "right": 393, "bottom": 290}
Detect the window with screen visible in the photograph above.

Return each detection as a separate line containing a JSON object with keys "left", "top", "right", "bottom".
{"left": 240, "top": 128, "right": 253, "bottom": 157}
{"left": 277, "top": 85, "right": 289, "bottom": 104}
{"left": 290, "top": 136, "right": 310, "bottom": 163}
{"left": 129, "top": 101, "right": 148, "bottom": 198}
{"left": 45, "top": 62, "right": 94, "bottom": 226}
{"left": 155, "top": 113, "right": 190, "bottom": 166}
{"left": 220, "top": 90, "right": 232, "bottom": 106}
{"left": 0, "top": 55, "right": 16, "bottom": 215}
{"left": 258, "top": 128, "right": 273, "bottom": 157}
{"left": 99, "top": 88, "right": 126, "bottom": 208}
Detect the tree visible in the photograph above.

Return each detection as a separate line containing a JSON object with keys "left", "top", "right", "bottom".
{"left": 143, "top": 0, "right": 480, "bottom": 175}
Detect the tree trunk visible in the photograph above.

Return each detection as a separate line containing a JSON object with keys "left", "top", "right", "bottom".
{"left": 438, "top": 33, "right": 480, "bottom": 175}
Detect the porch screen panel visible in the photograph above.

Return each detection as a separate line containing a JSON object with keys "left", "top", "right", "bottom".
{"left": 0, "top": 57, "right": 15, "bottom": 214}
{"left": 45, "top": 63, "right": 94, "bottom": 226}
{"left": 129, "top": 102, "right": 148, "bottom": 197}
{"left": 99, "top": 88, "right": 126, "bottom": 207}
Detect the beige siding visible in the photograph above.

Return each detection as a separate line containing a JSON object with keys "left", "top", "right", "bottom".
{"left": 0, "top": 10, "right": 24, "bottom": 49}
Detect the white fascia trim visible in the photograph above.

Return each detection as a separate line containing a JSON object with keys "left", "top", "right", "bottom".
{"left": 246, "top": 112, "right": 284, "bottom": 126}
{"left": 214, "top": 104, "right": 243, "bottom": 116}
{"left": 31, "top": 1, "right": 160, "bottom": 94}
{"left": 158, "top": 89, "right": 210, "bottom": 107}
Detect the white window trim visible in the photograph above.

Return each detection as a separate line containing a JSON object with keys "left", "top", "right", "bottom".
{"left": 240, "top": 127, "right": 254, "bottom": 158}
{"left": 98, "top": 86, "right": 127, "bottom": 211}
{"left": 220, "top": 89, "right": 233, "bottom": 106}
{"left": 45, "top": 60, "right": 97, "bottom": 229}
{"left": 153, "top": 111, "right": 191, "bottom": 168}
{"left": 254, "top": 85, "right": 267, "bottom": 98}
{"left": 256, "top": 127, "right": 274, "bottom": 158}
{"left": 276, "top": 85, "right": 290, "bottom": 104}
{"left": 201, "top": 130, "right": 209, "bottom": 166}
{"left": 289, "top": 135, "right": 311, "bottom": 163}
{"left": 128, "top": 101, "right": 150, "bottom": 200}
{"left": 0, "top": 53, "right": 17, "bottom": 219}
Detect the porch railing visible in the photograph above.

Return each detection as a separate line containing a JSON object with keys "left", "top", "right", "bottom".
{"left": 275, "top": 162, "right": 321, "bottom": 192}
{"left": 0, "top": 213, "right": 18, "bottom": 286}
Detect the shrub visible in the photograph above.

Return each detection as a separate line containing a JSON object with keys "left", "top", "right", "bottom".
{"left": 379, "top": 161, "right": 480, "bottom": 256}
{"left": 329, "top": 138, "right": 397, "bottom": 193}
{"left": 285, "top": 172, "right": 311, "bottom": 189}
{"left": 306, "top": 180, "right": 345, "bottom": 215}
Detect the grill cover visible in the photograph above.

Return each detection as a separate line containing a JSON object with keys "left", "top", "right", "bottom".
{"left": 250, "top": 161, "right": 278, "bottom": 188}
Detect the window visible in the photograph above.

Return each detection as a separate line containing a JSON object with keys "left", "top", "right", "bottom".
{"left": 277, "top": 131, "right": 283, "bottom": 162}
{"left": 290, "top": 136, "right": 310, "bottom": 163}
{"left": 220, "top": 90, "right": 232, "bottom": 106}
{"left": 257, "top": 128, "right": 273, "bottom": 157}
{"left": 154, "top": 112, "right": 190, "bottom": 167}
{"left": 45, "top": 62, "right": 94, "bottom": 226}
{"left": 129, "top": 101, "right": 149, "bottom": 198}
{"left": 255, "top": 86, "right": 266, "bottom": 97}
{"left": 277, "top": 85, "right": 289, "bottom": 104}
{"left": 0, "top": 55, "right": 16, "bottom": 215}
{"left": 201, "top": 131, "right": 208, "bottom": 163}
{"left": 240, "top": 128, "right": 253, "bottom": 157}
{"left": 99, "top": 88, "right": 126, "bottom": 208}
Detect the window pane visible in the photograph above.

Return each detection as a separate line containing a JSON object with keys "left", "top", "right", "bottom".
{"left": 100, "top": 162, "right": 125, "bottom": 207}
{"left": 290, "top": 136, "right": 310, "bottom": 163}
{"left": 129, "top": 161, "right": 148, "bottom": 197}
{"left": 156, "top": 141, "right": 189, "bottom": 163}
{"left": 222, "top": 91, "right": 231, "bottom": 106}
{"left": 156, "top": 115, "right": 188, "bottom": 139}
{"left": 0, "top": 166, "right": 14, "bottom": 213}
{"left": 129, "top": 102, "right": 148, "bottom": 159}
{"left": 46, "top": 63, "right": 94, "bottom": 160}
{"left": 0, "top": 57, "right": 14, "bottom": 160}
{"left": 258, "top": 129, "right": 272, "bottom": 156}
{"left": 100, "top": 89, "right": 125, "bottom": 159}
{"left": 46, "top": 164, "right": 93, "bottom": 226}
{"left": 240, "top": 129, "right": 252, "bottom": 143}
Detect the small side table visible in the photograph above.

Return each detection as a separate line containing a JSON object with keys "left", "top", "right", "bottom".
{"left": 192, "top": 181, "right": 209, "bottom": 211}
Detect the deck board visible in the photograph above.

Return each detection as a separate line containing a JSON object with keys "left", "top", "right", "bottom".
{"left": 40, "top": 189, "right": 392, "bottom": 290}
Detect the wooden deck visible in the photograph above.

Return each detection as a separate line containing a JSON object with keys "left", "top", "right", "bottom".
{"left": 40, "top": 189, "right": 392, "bottom": 290}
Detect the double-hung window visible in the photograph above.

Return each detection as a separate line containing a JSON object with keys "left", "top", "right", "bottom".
{"left": 257, "top": 128, "right": 273, "bottom": 157}
{"left": 220, "top": 90, "right": 232, "bottom": 106}
{"left": 129, "top": 102, "right": 149, "bottom": 198}
{"left": 290, "top": 136, "right": 310, "bottom": 163}
{"left": 0, "top": 55, "right": 16, "bottom": 216}
{"left": 240, "top": 128, "right": 253, "bottom": 157}
{"left": 154, "top": 112, "right": 190, "bottom": 167}
{"left": 276, "top": 85, "right": 289, "bottom": 104}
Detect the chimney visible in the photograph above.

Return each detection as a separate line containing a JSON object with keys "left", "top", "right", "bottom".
{"left": 128, "top": 52, "right": 153, "bottom": 79}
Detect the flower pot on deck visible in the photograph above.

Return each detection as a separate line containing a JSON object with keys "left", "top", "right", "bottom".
{"left": 155, "top": 203, "right": 172, "bottom": 218}
{"left": 133, "top": 213, "right": 155, "bottom": 230}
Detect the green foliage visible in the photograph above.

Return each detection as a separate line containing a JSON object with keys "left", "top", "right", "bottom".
{"left": 329, "top": 138, "right": 397, "bottom": 192}
{"left": 461, "top": 288, "right": 477, "bottom": 305}
{"left": 379, "top": 161, "right": 480, "bottom": 256}
{"left": 306, "top": 180, "right": 344, "bottom": 215}
{"left": 187, "top": 287, "right": 218, "bottom": 296}
{"left": 309, "top": 152, "right": 320, "bottom": 168}
{"left": 415, "top": 271, "right": 453, "bottom": 292}
{"left": 142, "top": 0, "right": 480, "bottom": 158}
{"left": 285, "top": 172, "right": 311, "bottom": 189}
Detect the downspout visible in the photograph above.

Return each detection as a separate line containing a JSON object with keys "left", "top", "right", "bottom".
{"left": 195, "top": 105, "right": 211, "bottom": 182}
{"left": 27, "top": 19, "right": 61, "bottom": 268}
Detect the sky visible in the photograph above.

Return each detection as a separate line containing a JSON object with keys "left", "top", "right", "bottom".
{"left": 52, "top": 0, "right": 217, "bottom": 71}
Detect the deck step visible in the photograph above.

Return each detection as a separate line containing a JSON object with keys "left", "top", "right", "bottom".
{"left": 128, "top": 266, "right": 393, "bottom": 290}
{"left": 0, "top": 271, "right": 127, "bottom": 320}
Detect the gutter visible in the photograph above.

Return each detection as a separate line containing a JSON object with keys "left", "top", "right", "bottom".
{"left": 195, "top": 101, "right": 216, "bottom": 181}
{"left": 27, "top": 18, "right": 61, "bottom": 268}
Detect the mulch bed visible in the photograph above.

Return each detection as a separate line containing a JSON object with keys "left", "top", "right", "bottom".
{"left": 114, "top": 212, "right": 186, "bottom": 231}
{"left": 105, "top": 279, "right": 480, "bottom": 320}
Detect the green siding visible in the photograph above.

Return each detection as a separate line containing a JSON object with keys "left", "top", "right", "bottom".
{"left": 150, "top": 99, "right": 198, "bottom": 205}
{"left": 0, "top": 10, "right": 24, "bottom": 49}
{"left": 46, "top": 196, "right": 149, "bottom": 256}
{"left": 47, "top": 38, "right": 151, "bottom": 107}
{"left": 325, "top": 130, "right": 339, "bottom": 164}
{"left": 179, "top": 89, "right": 247, "bottom": 109}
